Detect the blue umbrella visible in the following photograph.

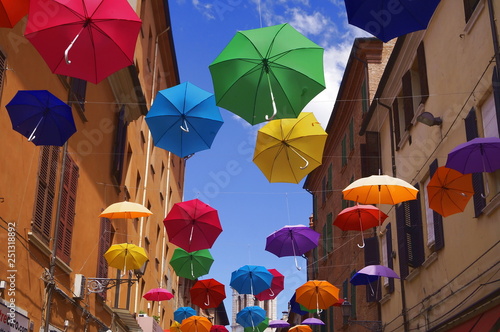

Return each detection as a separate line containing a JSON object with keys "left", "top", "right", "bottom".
{"left": 145, "top": 82, "right": 224, "bottom": 158}
{"left": 344, "top": 0, "right": 441, "bottom": 43}
{"left": 174, "top": 306, "right": 197, "bottom": 323}
{"left": 6, "top": 90, "right": 76, "bottom": 146}
{"left": 236, "top": 306, "right": 267, "bottom": 328}
{"left": 230, "top": 265, "right": 273, "bottom": 295}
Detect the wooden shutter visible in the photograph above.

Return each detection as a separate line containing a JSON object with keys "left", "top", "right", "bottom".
{"left": 364, "top": 236, "right": 381, "bottom": 302}
{"left": 429, "top": 159, "right": 445, "bottom": 251}
{"left": 396, "top": 204, "right": 409, "bottom": 279}
{"left": 465, "top": 109, "right": 486, "bottom": 217}
{"left": 392, "top": 98, "right": 401, "bottom": 147}
{"left": 97, "top": 217, "right": 112, "bottom": 299}
{"left": 406, "top": 183, "right": 425, "bottom": 267}
{"left": 56, "top": 154, "right": 79, "bottom": 265}
{"left": 70, "top": 77, "right": 87, "bottom": 111}
{"left": 350, "top": 270, "right": 357, "bottom": 318}
{"left": 402, "top": 71, "right": 414, "bottom": 130}
{"left": 385, "top": 223, "right": 395, "bottom": 293}
{"left": 492, "top": 67, "right": 500, "bottom": 136}
{"left": 33, "top": 146, "right": 60, "bottom": 244}
{"left": 112, "top": 106, "right": 128, "bottom": 184}
{"left": 463, "top": 0, "right": 481, "bottom": 22}
{"left": 361, "top": 131, "right": 381, "bottom": 177}
{"left": 327, "top": 164, "right": 333, "bottom": 192}
{"left": 326, "top": 213, "right": 333, "bottom": 253}
{"left": 0, "top": 51, "right": 6, "bottom": 92}
{"left": 417, "top": 42, "right": 429, "bottom": 104}
{"left": 342, "top": 279, "right": 349, "bottom": 325}
{"left": 349, "top": 118, "right": 355, "bottom": 150}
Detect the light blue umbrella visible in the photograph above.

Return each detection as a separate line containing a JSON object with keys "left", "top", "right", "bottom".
{"left": 145, "top": 82, "right": 224, "bottom": 158}
{"left": 230, "top": 265, "right": 273, "bottom": 295}
{"left": 174, "top": 306, "right": 197, "bottom": 323}
{"left": 236, "top": 306, "right": 267, "bottom": 329}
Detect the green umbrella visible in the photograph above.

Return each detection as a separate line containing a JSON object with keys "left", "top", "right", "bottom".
{"left": 209, "top": 23, "right": 325, "bottom": 125}
{"left": 170, "top": 248, "right": 214, "bottom": 280}
{"left": 244, "top": 317, "right": 269, "bottom": 332}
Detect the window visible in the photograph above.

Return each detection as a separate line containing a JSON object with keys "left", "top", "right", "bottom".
{"left": 0, "top": 50, "right": 6, "bottom": 94}
{"left": 69, "top": 77, "right": 87, "bottom": 112}
{"left": 350, "top": 270, "right": 357, "bottom": 318}
{"left": 33, "top": 146, "right": 60, "bottom": 244}
{"left": 424, "top": 159, "right": 445, "bottom": 251}
{"left": 341, "top": 135, "right": 347, "bottom": 167}
{"left": 364, "top": 236, "right": 381, "bottom": 302}
{"left": 322, "top": 176, "right": 327, "bottom": 204}
{"left": 327, "top": 164, "right": 333, "bottom": 193}
{"left": 342, "top": 279, "right": 349, "bottom": 326}
{"left": 349, "top": 118, "right": 355, "bottom": 151}
{"left": 322, "top": 214, "right": 333, "bottom": 256}
{"left": 112, "top": 106, "right": 128, "bottom": 185}
{"left": 312, "top": 247, "right": 319, "bottom": 279}
{"left": 361, "top": 79, "right": 369, "bottom": 114}
{"left": 383, "top": 223, "right": 395, "bottom": 293}
{"left": 465, "top": 109, "right": 486, "bottom": 216}
{"left": 361, "top": 131, "right": 381, "bottom": 176}
{"left": 481, "top": 90, "right": 500, "bottom": 194}
{"left": 464, "top": 0, "right": 481, "bottom": 22}
{"left": 97, "top": 217, "right": 112, "bottom": 299}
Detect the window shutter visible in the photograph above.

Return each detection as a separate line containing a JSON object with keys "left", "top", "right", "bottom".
{"left": 342, "top": 279, "right": 349, "bottom": 326}
{"left": 56, "top": 155, "right": 79, "bottom": 265}
{"left": 396, "top": 204, "right": 409, "bottom": 279}
{"left": 327, "top": 164, "right": 333, "bottom": 192}
{"left": 97, "top": 217, "right": 112, "bottom": 299}
{"left": 392, "top": 98, "right": 401, "bottom": 147}
{"left": 429, "top": 159, "right": 445, "bottom": 251}
{"left": 33, "top": 146, "right": 60, "bottom": 244}
{"left": 385, "top": 223, "right": 395, "bottom": 293}
{"left": 406, "top": 183, "right": 425, "bottom": 267}
{"left": 112, "top": 106, "right": 128, "bottom": 184}
{"left": 322, "top": 223, "right": 327, "bottom": 257}
{"left": 364, "top": 236, "right": 381, "bottom": 302}
{"left": 350, "top": 270, "right": 357, "bottom": 318}
{"left": 0, "top": 51, "right": 6, "bottom": 92}
{"left": 417, "top": 42, "right": 429, "bottom": 104}
{"left": 312, "top": 194, "right": 317, "bottom": 221}
{"left": 492, "top": 67, "right": 500, "bottom": 136}
{"left": 326, "top": 213, "right": 333, "bottom": 253}
{"left": 361, "top": 131, "right": 381, "bottom": 177}
{"left": 402, "top": 71, "right": 414, "bottom": 130}
{"left": 70, "top": 77, "right": 87, "bottom": 111}
{"left": 463, "top": 0, "right": 481, "bottom": 22}
{"left": 349, "top": 118, "right": 355, "bottom": 150}
{"left": 464, "top": 109, "right": 486, "bottom": 216}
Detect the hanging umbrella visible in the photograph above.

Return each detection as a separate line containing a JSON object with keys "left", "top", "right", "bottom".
{"left": 5, "top": 90, "right": 76, "bottom": 146}
{"left": 230, "top": 265, "right": 273, "bottom": 295}
{"left": 170, "top": 248, "right": 214, "bottom": 280}
{"left": 427, "top": 166, "right": 474, "bottom": 217}
{"left": 342, "top": 175, "right": 418, "bottom": 205}
{"left": 244, "top": 317, "right": 269, "bottom": 332}
{"left": 350, "top": 265, "right": 400, "bottom": 285}
{"left": 103, "top": 243, "right": 148, "bottom": 272}
{"left": 210, "top": 325, "right": 229, "bottom": 332}
{"left": 265, "top": 225, "right": 320, "bottom": 270}
{"left": 145, "top": 82, "right": 224, "bottom": 158}
{"left": 209, "top": 23, "right": 325, "bottom": 125}
{"left": 236, "top": 306, "right": 267, "bottom": 329}
{"left": 174, "top": 307, "right": 197, "bottom": 323}
{"left": 0, "top": 0, "right": 29, "bottom": 28}
{"left": 253, "top": 112, "right": 328, "bottom": 183}
{"left": 289, "top": 293, "right": 311, "bottom": 315}
{"left": 289, "top": 325, "right": 313, "bottom": 332}
{"left": 180, "top": 315, "right": 212, "bottom": 332}
{"left": 344, "top": 0, "right": 441, "bottom": 43}
{"left": 143, "top": 288, "right": 174, "bottom": 302}
{"left": 295, "top": 280, "right": 340, "bottom": 313}
{"left": 24, "top": 0, "right": 142, "bottom": 84}
{"left": 170, "top": 321, "right": 182, "bottom": 332}
{"left": 164, "top": 198, "right": 223, "bottom": 252}
{"left": 255, "top": 269, "right": 284, "bottom": 301}
{"left": 269, "top": 320, "right": 290, "bottom": 328}
{"left": 99, "top": 201, "right": 153, "bottom": 219}
{"left": 301, "top": 318, "right": 325, "bottom": 326}
{"left": 333, "top": 298, "right": 345, "bottom": 307}
{"left": 333, "top": 204, "right": 389, "bottom": 248}
{"left": 190, "top": 278, "right": 226, "bottom": 309}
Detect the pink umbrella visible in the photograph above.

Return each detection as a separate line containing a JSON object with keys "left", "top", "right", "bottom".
{"left": 143, "top": 288, "right": 174, "bottom": 301}
{"left": 254, "top": 269, "right": 284, "bottom": 301}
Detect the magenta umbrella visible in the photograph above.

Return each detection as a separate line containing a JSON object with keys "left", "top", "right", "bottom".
{"left": 255, "top": 269, "right": 284, "bottom": 301}
{"left": 143, "top": 288, "right": 174, "bottom": 301}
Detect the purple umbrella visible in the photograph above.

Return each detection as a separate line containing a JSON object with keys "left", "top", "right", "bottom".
{"left": 301, "top": 318, "right": 325, "bottom": 325}
{"left": 350, "top": 265, "right": 400, "bottom": 286}
{"left": 269, "top": 320, "right": 290, "bottom": 328}
{"left": 265, "top": 225, "right": 320, "bottom": 270}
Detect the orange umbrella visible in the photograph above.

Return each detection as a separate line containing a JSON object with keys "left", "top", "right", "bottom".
{"left": 180, "top": 316, "right": 212, "bottom": 332}
{"left": 289, "top": 325, "right": 313, "bottom": 332}
{"left": 99, "top": 201, "right": 153, "bottom": 219}
{"left": 295, "top": 280, "right": 339, "bottom": 313}
{"left": 427, "top": 166, "right": 474, "bottom": 217}
{"left": 0, "top": 0, "right": 29, "bottom": 28}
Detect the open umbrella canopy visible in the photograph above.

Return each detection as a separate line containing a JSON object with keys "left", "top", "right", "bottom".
{"left": 344, "top": 0, "right": 441, "bottom": 43}
{"left": 255, "top": 269, "right": 284, "bottom": 301}
{"left": 289, "top": 325, "right": 313, "bottom": 332}
{"left": 301, "top": 318, "right": 325, "bottom": 326}
{"left": 0, "top": 0, "right": 29, "bottom": 28}
{"left": 209, "top": 23, "right": 325, "bottom": 125}
{"left": 253, "top": 112, "right": 327, "bottom": 183}
{"left": 170, "top": 321, "right": 182, "bottom": 332}
{"left": 350, "top": 265, "right": 400, "bottom": 285}
{"left": 342, "top": 175, "right": 418, "bottom": 205}
{"left": 289, "top": 293, "right": 311, "bottom": 315}
{"left": 230, "top": 265, "right": 273, "bottom": 295}
{"left": 170, "top": 248, "right": 214, "bottom": 280}
{"left": 269, "top": 320, "right": 290, "bottom": 328}
{"left": 6, "top": 90, "right": 76, "bottom": 146}
{"left": 236, "top": 306, "right": 267, "bottom": 328}
{"left": 145, "top": 82, "right": 224, "bottom": 158}
{"left": 24, "top": 0, "right": 142, "bottom": 84}
{"left": 174, "top": 307, "right": 197, "bottom": 323}
{"left": 210, "top": 325, "right": 229, "bottom": 332}
{"left": 143, "top": 288, "right": 174, "bottom": 302}
{"left": 180, "top": 315, "right": 212, "bottom": 332}
{"left": 164, "top": 199, "right": 223, "bottom": 252}
{"left": 446, "top": 137, "right": 500, "bottom": 174}
{"left": 427, "top": 166, "right": 474, "bottom": 217}
{"left": 190, "top": 278, "right": 226, "bottom": 309}
{"left": 243, "top": 317, "right": 269, "bottom": 332}
{"left": 295, "top": 280, "right": 340, "bottom": 311}
{"left": 99, "top": 201, "right": 153, "bottom": 219}
{"left": 103, "top": 243, "right": 148, "bottom": 272}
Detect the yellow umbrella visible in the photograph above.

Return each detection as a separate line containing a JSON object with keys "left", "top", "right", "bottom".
{"left": 170, "top": 321, "right": 182, "bottom": 332}
{"left": 295, "top": 280, "right": 339, "bottom": 313}
{"left": 253, "top": 112, "right": 327, "bottom": 183}
{"left": 180, "top": 316, "right": 212, "bottom": 332}
{"left": 342, "top": 175, "right": 418, "bottom": 205}
{"left": 99, "top": 201, "right": 152, "bottom": 219}
{"left": 104, "top": 243, "right": 148, "bottom": 272}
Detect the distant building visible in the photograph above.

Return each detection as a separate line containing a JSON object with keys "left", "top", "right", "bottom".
{"left": 231, "top": 289, "right": 278, "bottom": 332}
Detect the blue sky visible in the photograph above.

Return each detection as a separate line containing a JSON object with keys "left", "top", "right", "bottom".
{"left": 168, "top": 0, "right": 367, "bottom": 318}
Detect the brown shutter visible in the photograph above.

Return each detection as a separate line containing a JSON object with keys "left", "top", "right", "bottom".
{"left": 112, "top": 106, "right": 128, "bottom": 184}
{"left": 56, "top": 155, "right": 79, "bottom": 264}
{"left": 70, "top": 77, "right": 87, "bottom": 111}
{"left": 33, "top": 146, "right": 60, "bottom": 244}
{"left": 417, "top": 42, "right": 429, "bottom": 104}
{"left": 406, "top": 183, "right": 424, "bottom": 267}
{"left": 429, "top": 159, "right": 445, "bottom": 251}
{"left": 402, "top": 70, "right": 414, "bottom": 130}
{"left": 385, "top": 223, "right": 395, "bottom": 293}
{"left": 364, "top": 236, "right": 381, "bottom": 302}
{"left": 97, "top": 217, "right": 112, "bottom": 299}
{"left": 492, "top": 67, "right": 500, "bottom": 132}
{"left": 392, "top": 98, "right": 401, "bottom": 147}
{"left": 396, "top": 204, "right": 409, "bottom": 279}
{"left": 361, "top": 131, "right": 381, "bottom": 177}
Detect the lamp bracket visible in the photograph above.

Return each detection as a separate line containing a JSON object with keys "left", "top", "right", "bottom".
{"left": 85, "top": 278, "right": 138, "bottom": 294}
{"left": 349, "top": 319, "right": 383, "bottom": 331}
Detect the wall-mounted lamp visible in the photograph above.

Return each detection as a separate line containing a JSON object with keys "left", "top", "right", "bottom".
{"left": 342, "top": 300, "right": 383, "bottom": 331}
{"left": 417, "top": 112, "right": 442, "bottom": 126}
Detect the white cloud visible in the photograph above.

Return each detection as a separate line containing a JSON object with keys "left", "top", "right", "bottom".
{"left": 191, "top": 0, "right": 215, "bottom": 20}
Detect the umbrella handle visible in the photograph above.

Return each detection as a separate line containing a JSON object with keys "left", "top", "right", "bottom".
{"left": 292, "top": 241, "right": 302, "bottom": 270}
{"left": 269, "top": 288, "right": 275, "bottom": 297}
{"left": 265, "top": 72, "right": 278, "bottom": 121}
{"left": 180, "top": 119, "right": 189, "bottom": 132}
{"left": 65, "top": 27, "right": 85, "bottom": 64}
{"left": 357, "top": 214, "right": 365, "bottom": 248}
{"left": 289, "top": 146, "right": 309, "bottom": 170}
{"left": 28, "top": 117, "right": 44, "bottom": 142}
{"left": 204, "top": 294, "right": 210, "bottom": 306}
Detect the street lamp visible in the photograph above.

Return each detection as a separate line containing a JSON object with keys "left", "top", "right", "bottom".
{"left": 86, "top": 261, "right": 148, "bottom": 294}
{"left": 341, "top": 300, "right": 383, "bottom": 331}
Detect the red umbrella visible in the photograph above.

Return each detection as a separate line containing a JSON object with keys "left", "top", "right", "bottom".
{"left": 333, "top": 204, "right": 388, "bottom": 248}
{"left": 190, "top": 278, "right": 226, "bottom": 309}
{"left": 0, "top": 0, "right": 29, "bottom": 28}
{"left": 210, "top": 325, "right": 229, "bottom": 332}
{"left": 24, "top": 0, "right": 142, "bottom": 84}
{"left": 143, "top": 288, "right": 174, "bottom": 301}
{"left": 255, "top": 268, "right": 284, "bottom": 301}
{"left": 164, "top": 199, "right": 223, "bottom": 252}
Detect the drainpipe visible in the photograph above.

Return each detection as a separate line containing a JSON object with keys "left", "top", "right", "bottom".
{"left": 159, "top": 151, "right": 171, "bottom": 318}
{"left": 43, "top": 142, "right": 68, "bottom": 332}
{"left": 376, "top": 100, "right": 397, "bottom": 176}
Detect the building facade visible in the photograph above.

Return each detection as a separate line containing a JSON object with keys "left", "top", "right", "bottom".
{"left": 231, "top": 289, "right": 278, "bottom": 332}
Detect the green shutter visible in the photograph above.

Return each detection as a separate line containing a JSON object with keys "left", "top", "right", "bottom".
{"left": 350, "top": 270, "right": 357, "bottom": 318}
{"left": 341, "top": 135, "right": 347, "bottom": 167}
{"left": 361, "top": 79, "right": 368, "bottom": 113}
{"left": 349, "top": 118, "right": 354, "bottom": 151}
{"left": 327, "top": 213, "right": 333, "bottom": 253}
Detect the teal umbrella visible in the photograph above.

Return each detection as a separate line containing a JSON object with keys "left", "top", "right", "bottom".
{"left": 170, "top": 248, "right": 214, "bottom": 280}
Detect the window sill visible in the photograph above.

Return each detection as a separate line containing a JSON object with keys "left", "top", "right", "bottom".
{"left": 379, "top": 293, "right": 391, "bottom": 305}
{"left": 406, "top": 267, "right": 420, "bottom": 282}
{"left": 463, "top": 0, "right": 486, "bottom": 35}
{"left": 397, "top": 130, "right": 411, "bottom": 150}
{"left": 483, "top": 192, "right": 500, "bottom": 216}
{"left": 423, "top": 252, "right": 438, "bottom": 269}
{"left": 28, "top": 232, "right": 73, "bottom": 275}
